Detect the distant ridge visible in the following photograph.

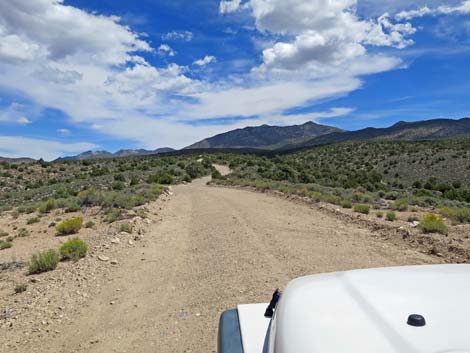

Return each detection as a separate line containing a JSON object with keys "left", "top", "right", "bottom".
{"left": 184, "top": 121, "right": 344, "bottom": 149}
{"left": 0, "top": 156, "right": 36, "bottom": 164}
{"left": 56, "top": 147, "right": 175, "bottom": 161}
{"left": 285, "top": 117, "right": 470, "bottom": 149}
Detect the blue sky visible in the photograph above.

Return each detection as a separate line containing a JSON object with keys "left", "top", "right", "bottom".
{"left": 0, "top": 0, "right": 469, "bottom": 159}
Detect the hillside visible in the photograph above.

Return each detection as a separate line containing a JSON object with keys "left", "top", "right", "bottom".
{"left": 185, "top": 121, "right": 343, "bottom": 149}
{"left": 0, "top": 156, "right": 35, "bottom": 164}
{"left": 56, "top": 147, "right": 175, "bottom": 161}
{"left": 212, "top": 138, "right": 470, "bottom": 204}
{"left": 290, "top": 118, "right": 470, "bottom": 149}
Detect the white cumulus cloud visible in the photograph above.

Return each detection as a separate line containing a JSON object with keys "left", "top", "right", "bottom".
{"left": 158, "top": 44, "right": 176, "bottom": 57}
{"left": 224, "top": 0, "right": 416, "bottom": 74}
{"left": 162, "top": 31, "right": 193, "bottom": 41}
{"left": 396, "top": 1, "right": 470, "bottom": 20}
{"left": 193, "top": 55, "right": 217, "bottom": 66}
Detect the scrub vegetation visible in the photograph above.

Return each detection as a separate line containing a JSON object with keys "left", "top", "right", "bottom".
{"left": 209, "top": 138, "right": 470, "bottom": 232}
{"left": 0, "top": 155, "right": 212, "bottom": 219}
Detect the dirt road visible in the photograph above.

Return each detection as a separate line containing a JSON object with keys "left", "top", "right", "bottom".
{"left": 37, "top": 176, "right": 436, "bottom": 353}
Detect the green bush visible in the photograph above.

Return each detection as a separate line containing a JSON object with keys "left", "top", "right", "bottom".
{"left": 341, "top": 200, "right": 352, "bottom": 209}
{"left": 419, "top": 214, "right": 448, "bottom": 234}
{"left": 59, "top": 238, "right": 88, "bottom": 261}
{"left": 18, "top": 228, "right": 29, "bottom": 237}
{"left": 136, "top": 209, "right": 147, "bottom": 218}
{"left": 439, "top": 207, "right": 470, "bottom": 224}
{"left": 390, "top": 199, "right": 408, "bottom": 211}
{"left": 119, "top": 223, "right": 132, "bottom": 233}
{"left": 386, "top": 211, "right": 397, "bottom": 221}
{"left": 211, "top": 169, "right": 223, "bottom": 180}
{"left": 27, "top": 216, "right": 40, "bottom": 225}
{"left": 56, "top": 217, "right": 83, "bottom": 235}
{"left": 0, "top": 240, "right": 12, "bottom": 250}
{"left": 38, "top": 199, "right": 57, "bottom": 214}
{"left": 14, "top": 283, "right": 27, "bottom": 294}
{"left": 28, "top": 249, "right": 60, "bottom": 274}
{"left": 84, "top": 220, "right": 95, "bottom": 228}
{"left": 353, "top": 204, "right": 370, "bottom": 214}
{"left": 105, "top": 208, "right": 121, "bottom": 223}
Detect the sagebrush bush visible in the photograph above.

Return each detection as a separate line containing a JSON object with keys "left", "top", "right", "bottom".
{"left": 56, "top": 217, "right": 83, "bottom": 235}
{"left": 28, "top": 249, "right": 60, "bottom": 274}
{"left": 390, "top": 199, "right": 408, "bottom": 211}
{"left": 0, "top": 240, "right": 12, "bottom": 250}
{"left": 105, "top": 209, "right": 121, "bottom": 223}
{"left": 59, "top": 238, "right": 88, "bottom": 261}
{"left": 14, "top": 283, "right": 27, "bottom": 294}
{"left": 419, "top": 214, "right": 448, "bottom": 234}
{"left": 439, "top": 207, "right": 470, "bottom": 224}
{"left": 386, "top": 211, "right": 397, "bottom": 221}
{"left": 119, "top": 223, "right": 132, "bottom": 233}
{"left": 26, "top": 216, "right": 40, "bottom": 225}
{"left": 353, "top": 204, "right": 370, "bottom": 214}
{"left": 18, "top": 228, "right": 29, "bottom": 237}
{"left": 341, "top": 200, "right": 352, "bottom": 209}
{"left": 84, "top": 220, "right": 95, "bottom": 228}
{"left": 38, "top": 199, "right": 57, "bottom": 214}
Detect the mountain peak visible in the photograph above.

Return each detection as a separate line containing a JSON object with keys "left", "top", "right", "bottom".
{"left": 185, "top": 121, "right": 343, "bottom": 150}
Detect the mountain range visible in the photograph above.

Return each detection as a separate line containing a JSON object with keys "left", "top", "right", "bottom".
{"left": 55, "top": 147, "right": 175, "bottom": 161}
{"left": 0, "top": 157, "right": 36, "bottom": 164}
{"left": 185, "top": 121, "right": 343, "bottom": 149}
{"left": 186, "top": 117, "right": 470, "bottom": 150}
{"left": 2, "top": 118, "right": 470, "bottom": 162}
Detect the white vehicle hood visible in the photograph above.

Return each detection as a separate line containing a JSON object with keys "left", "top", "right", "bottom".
{"left": 272, "top": 265, "right": 470, "bottom": 353}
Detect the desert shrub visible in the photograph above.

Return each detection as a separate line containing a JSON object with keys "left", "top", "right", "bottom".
{"left": 147, "top": 171, "right": 174, "bottom": 185}
{"left": 28, "top": 249, "right": 60, "bottom": 274}
{"left": 0, "top": 241, "right": 12, "bottom": 250}
{"left": 84, "top": 220, "right": 95, "bottom": 228}
{"left": 185, "top": 162, "right": 206, "bottom": 179}
{"left": 376, "top": 211, "right": 384, "bottom": 218}
{"left": 211, "top": 169, "right": 223, "bottom": 180}
{"left": 17, "top": 205, "right": 36, "bottom": 214}
{"left": 56, "top": 217, "right": 83, "bottom": 235}
{"left": 353, "top": 204, "right": 370, "bottom": 214}
{"left": 135, "top": 209, "right": 147, "bottom": 218}
{"left": 78, "top": 189, "right": 104, "bottom": 207}
{"left": 38, "top": 199, "right": 57, "bottom": 214}
{"left": 419, "top": 214, "right": 448, "bottom": 234}
{"left": 390, "top": 199, "right": 408, "bottom": 211}
{"left": 26, "top": 216, "right": 40, "bottom": 225}
{"left": 105, "top": 208, "right": 121, "bottom": 223}
{"left": 439, "top": 207, "right": 470, "bottom": 224}
{"left": 58, "top": 198, "right": 81, "bottom": 213}
{"left": 18, "top": 228, "right": 29, "bottom": 237}
{"left": 341, "top": 200, "right": 352, "bottom": 209}
{"left": 14, "top": 283, "right": 27, "bottom": 294}
{"left": 59, "top": 238, "right": 88, "bottom": 261}
{"left": 386, "top": 211, "right": 397, "bottom": 221}
{"left": 119, "top": 223, "right": 132, "bottom": 233}
{"left": 112, "top": 181, "right": 126, "bottom": 190}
